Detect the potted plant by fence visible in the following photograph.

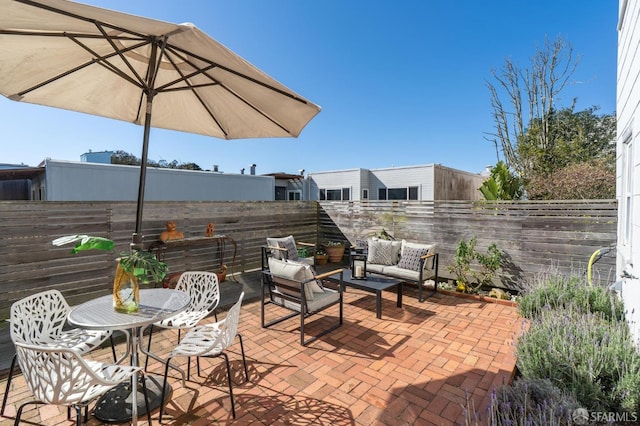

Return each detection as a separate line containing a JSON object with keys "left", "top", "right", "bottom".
{"left": 52, "top": 235, "right": 168, "bottom": 313}
{"left": 315, "top": 248, "right": 329, "bottom": 266}
{"left": 325, "top": 241, "right": 346, "bottom": 263}
{"left": 447, "top": 236, "right": 502, "bottom": 294}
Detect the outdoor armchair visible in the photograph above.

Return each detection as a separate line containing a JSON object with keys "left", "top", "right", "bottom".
{"left": 261, "top": 256, "right": 343, "bottom": 346}
{"left": 262, "top": 235, "right": 316, "bottom": 270}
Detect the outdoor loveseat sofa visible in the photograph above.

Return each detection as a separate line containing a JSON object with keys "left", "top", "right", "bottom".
{"left": 361, "top": 238, "right": 439, "bottom": 302}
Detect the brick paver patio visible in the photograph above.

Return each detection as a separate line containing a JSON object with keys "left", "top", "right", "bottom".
{"left": 0, "top": 285, "right": 521, "bottom": 425}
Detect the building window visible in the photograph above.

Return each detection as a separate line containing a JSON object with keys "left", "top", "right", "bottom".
{"left": 362, "top": 189, "right": 369, "bottom": 200}
{"left": 288, "top": 190, "right": 302, "bottom": 201}
{"left": 320, "top": 188, "right": 350, "bottom": 200}
{"left": 378, "top": 186, "right": 419, "bottom": 200}
{"left": 275, "top": 186, "right": 286, "bottom": 200}
{"left": 342, "top": 188, "right": 350, "bottom": 201}
{"left": 408, "top": 186, "right": 419, "bottom": 200}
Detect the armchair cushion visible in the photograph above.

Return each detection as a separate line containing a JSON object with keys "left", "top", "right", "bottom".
{"left": 268, "top": 257, "right": 324, "bottom": 300}
{"left": 267, "top": 235, "right": 298, "bottom": 260}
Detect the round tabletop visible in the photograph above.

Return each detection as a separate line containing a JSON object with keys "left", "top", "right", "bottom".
{"left": 67, "top": 288, "right": 190, "bottom": 330}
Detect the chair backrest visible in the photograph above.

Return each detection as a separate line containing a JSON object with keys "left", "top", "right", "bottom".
{"left": 219, "top": 291, "right": 244, "bottom": 348}
{"left": 14, "top": 342, "right": 138, "bottom": 406}
{"left": 266, "top": 235, "right": 298, "bottom": 261}
{"left": 175, "top": 271, "right": 220, "bottom": 313}
{"left": 10, "top": 289, "right": 70, "bottom": 345}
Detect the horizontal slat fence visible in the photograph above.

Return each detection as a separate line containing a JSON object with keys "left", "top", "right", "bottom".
{"left": 0, "top": 199, "right": 616, "bottom": 372}
{"left": 0, "top": 200, "right": 318, "bottom": 321}
{"left": 317, "top": 200, "right": 618, "bottom": 289}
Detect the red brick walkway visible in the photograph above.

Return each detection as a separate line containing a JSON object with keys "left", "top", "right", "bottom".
{"left": 0, "top": 286, "right": 521, "bottom": 425}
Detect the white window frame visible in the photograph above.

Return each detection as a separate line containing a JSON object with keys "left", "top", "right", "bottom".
{"left": 287, "top": 190, "right": 302, "bottom": 201}
{"left": 623, "top": 133, "right": 633, "bottom": 247}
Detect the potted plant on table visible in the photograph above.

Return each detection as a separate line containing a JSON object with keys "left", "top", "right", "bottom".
{"left": 52, "top": 235, "right": 168, "bottom": 313}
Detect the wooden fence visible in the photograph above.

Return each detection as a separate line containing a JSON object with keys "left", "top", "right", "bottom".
{"left": 0, "top": 200, "right": 318, "bottom": 320}
{"left": 0, "top": 199, "right": 617, "bottom": 318}
{"left": 317, "top": 200, "right": 618, "bottom": 289}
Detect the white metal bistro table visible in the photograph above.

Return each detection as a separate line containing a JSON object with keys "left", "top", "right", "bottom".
{"left": 67, "top": 288, "right": 190, "bottom": 424}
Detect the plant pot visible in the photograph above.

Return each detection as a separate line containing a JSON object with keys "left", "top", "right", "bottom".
{"left": 315, "top": 254, "right": 328, "bottom": 266}
{"left": 325, "top": 245, "right": 345, "bottom": 263}
{"left": 113, "top": 262, "right": 140, "bottom": 312}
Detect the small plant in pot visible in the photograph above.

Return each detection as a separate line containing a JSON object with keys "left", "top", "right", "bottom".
{"left": 325, "top": 241, "right": 346, "bottom": 263}
{"left": 315, "top": 248, "right": 329, "bottom": 266}
{"left": 52, "top": 235, "right": 168, "bottom": 313}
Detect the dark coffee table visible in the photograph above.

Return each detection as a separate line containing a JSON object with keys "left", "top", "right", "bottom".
{"left": 329, "top": 269, "right": 403, "bottom": 319}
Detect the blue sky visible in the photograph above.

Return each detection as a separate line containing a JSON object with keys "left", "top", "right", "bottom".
{"left": 1, "top": 1, "right": 617, "bottom": 175}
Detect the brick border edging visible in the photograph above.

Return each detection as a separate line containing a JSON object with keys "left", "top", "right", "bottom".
{"left": 437, "top": 288, "right": 518, "bottom": 307}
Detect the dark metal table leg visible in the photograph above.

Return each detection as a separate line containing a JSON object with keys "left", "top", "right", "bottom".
{"left": 397, "top": 283, "right": 403, "bottom": 308}
{"left": 376, "top": 290, "right": 382, "bottom": 319}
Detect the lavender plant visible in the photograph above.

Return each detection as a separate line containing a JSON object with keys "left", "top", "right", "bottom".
{"left": 516, "top": 306, "right": 640, "bottom": 412}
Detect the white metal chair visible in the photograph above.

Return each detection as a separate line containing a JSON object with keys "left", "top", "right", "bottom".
{"left": 144, "top": 271, "right": 220, "bottom": 376}
{"left": 159, "top": 291, "right": 248, "bottom": 421}
{"left": 2, "top": 289, "right": 116, "bottom": 417}
{"left": 13, "top": 342, "right": 149, "bottom": 426}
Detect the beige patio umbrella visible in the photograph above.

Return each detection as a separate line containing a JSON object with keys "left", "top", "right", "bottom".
{"left": 0, "top": 0, "right": 321, "bottom": 244}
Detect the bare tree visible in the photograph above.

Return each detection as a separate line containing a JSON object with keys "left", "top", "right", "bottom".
{"left": 485, "top": 35, "right": 580, "bottom": 179}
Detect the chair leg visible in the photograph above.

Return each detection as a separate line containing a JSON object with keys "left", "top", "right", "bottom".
{"left": 1, "top": 354, "right": 17, "bottom": 416}
{"left": 140, "top": 373, "right": 152, "bottom": 425}
{"left": 144, "top": 324, "right": 155, "bottom": 371}
{"left": 74, "top": 405, "right": 82, "bottom": 426}
{"left": 109, "top": 334, "right": 117, "bottom": 362}
{"left": 221, "top": 353, "right": 236, "bottom": 419}
{"left": 238, "top": 334, "right": 249, "bottom": 382}
{"left": 159, "top": 357, "right": 173, "bottom": 422}
{"left": 14, "top": 400, "right": 44, "bottom": 426}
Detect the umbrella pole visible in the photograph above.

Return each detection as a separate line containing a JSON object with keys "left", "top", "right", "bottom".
{"left": 132, "top": 98, "right": 153, "bottom": 251}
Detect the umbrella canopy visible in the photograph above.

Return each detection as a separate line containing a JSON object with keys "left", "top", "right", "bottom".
{"left": 0, "top": 0, "right": 321, "bottom": 241}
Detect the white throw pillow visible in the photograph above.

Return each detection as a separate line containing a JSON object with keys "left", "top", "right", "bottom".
{"left": 367, "top": 238, "right": 402, "bottom": 265}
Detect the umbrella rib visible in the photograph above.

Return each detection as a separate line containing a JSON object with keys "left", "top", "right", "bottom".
{"left": 160, "top": 51, "right": 228, "bottom": 137}
{"left": 15, "top": 0, "right": 153, "bottom": 41}
{"left": 167, "top": 43, "right": 313, "bottom": 105}
{"left": 67, "top": 34, "right": 147, "bottom": 89}
{"left": 94, "top": 22, "right": 147, "bottom": 90}
{"left": 158, "top": 46, "right": 297, "bottom": 136}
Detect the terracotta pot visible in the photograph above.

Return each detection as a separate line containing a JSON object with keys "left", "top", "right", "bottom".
{"left": 325, "top": 245, "right": 345, "bottom": 263}
{"left": 315, "top": 254, "right": 328, "bottom": 266}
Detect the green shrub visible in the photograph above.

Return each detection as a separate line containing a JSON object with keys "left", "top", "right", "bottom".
{"left": 516, "top": 306, "right": 640, "bottom": 412}
{"left": 517, "top": 273, "right": 623, "bottom": 322}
